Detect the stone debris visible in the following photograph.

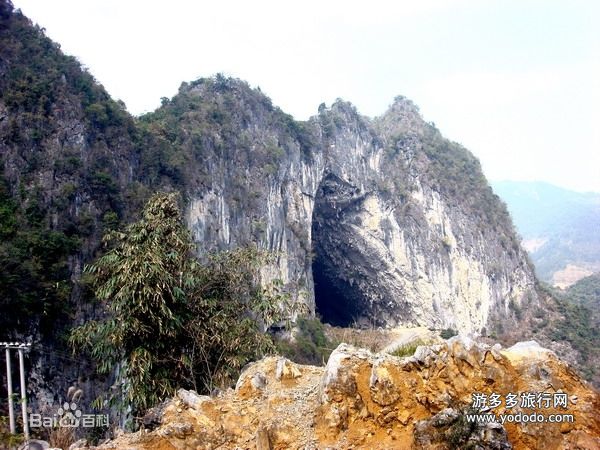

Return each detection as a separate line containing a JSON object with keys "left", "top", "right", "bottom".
{"left": 413, "top": 407, "right": 512, "bottom": 449}
{"left": 176, "top": 388, "right": 211, "bottom": 411}
{"left": 275, "top": 357, "right": 302, "bottom": 381}
{"left": 88, "top": 337, "right": 600, "bottom": 449}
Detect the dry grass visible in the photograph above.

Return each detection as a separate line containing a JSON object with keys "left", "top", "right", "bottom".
{"left": 48, "top": 425, "right": 76, "bottom": 449}
{"left": 324, "top": 325, "right": 396, "bottom": 353}
{"left": 0, "top": 419, "right": 24, "bottom": 450}
{"left": 389, "top": 339, "right": 428, "bottom": 357}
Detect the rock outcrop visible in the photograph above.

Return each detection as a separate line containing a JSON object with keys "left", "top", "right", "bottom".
{"left": 1, "top": 0, "right": 547, "bottom": 420}
{"left": 157, "top": 84, "right": 538, "bottom": 334}
{"left": 308, "top": 99, "right": 535, "bottom": 332}
{"left": 1, "top": 0, "right": 536, "bottom": 339}
{"left": 87, "top": 338, "right": 600, "bottom": 449}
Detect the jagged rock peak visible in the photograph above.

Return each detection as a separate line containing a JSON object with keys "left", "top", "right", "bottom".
{"left": 178, "top": 75, "right": 266, "bottom": 100}
{"left": 374, "top": 95, "right": 428, "bottom": 140}
{"left": 385, "top": 95, "right": 422, "bottom": 118}
{"left": 1, "top": 0, "right": 538, "bottom": 352}
{"left": 325, "top": 98, "right": 362, "bottom": 117}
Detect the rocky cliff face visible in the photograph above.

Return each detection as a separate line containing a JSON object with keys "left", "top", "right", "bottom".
{"left": 2, "top": 0, "right": 534, "bottom": 357}
{"left": 148, "top": 81, "right": 536, "bottom": 333}
{"left": 84, "top": 338, "right": 600, "bottom": 449}
{"left": 0, "top": 0, "right": 143, "bottom": 335}
{"left": 0, "top": 0, "right": 591, "bottom": 439}
{"left": 309, "top": 100, "right": 535, "bottom": 332}
{"left": 0, "top": 0, "right": 160, "bottom": 409}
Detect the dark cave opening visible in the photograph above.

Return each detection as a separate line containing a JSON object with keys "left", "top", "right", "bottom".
{"left": 312, "top": 256, "right": 358, "bottom": 327}
{"left": 311, "top": 172, "right": 365, "bottom": 327}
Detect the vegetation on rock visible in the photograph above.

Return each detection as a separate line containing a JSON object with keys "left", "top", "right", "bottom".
{"left": 0, "top": 176, "right": 79, "bottom": 336}
{"left": 519, "top": 277, "right": 600, "bottom": 387}
{"left": 275, "top": 317, "right": 338, "bottom": 365}
{"left": 2, "top": 4, "right": 595, "bottom": 441}
{"left": 69, "top": 193, "right": 286, "bottom": 419}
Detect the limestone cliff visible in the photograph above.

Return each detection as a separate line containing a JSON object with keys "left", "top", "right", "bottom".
{"left": 84, "top": 338, "right": 600, "bottom": 449}
{"left": 0, "top": 0, "right": 543, "bottom": 414}
{"left": 310, "top": 99, "right": 535, "bottom": 332}
{"left": 1, "top": 0, "right": 535, "bottom": 339}
{"left": 147, "top": 82, "right": 536, "bottom": 333}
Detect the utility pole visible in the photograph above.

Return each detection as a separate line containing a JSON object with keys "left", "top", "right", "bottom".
{"left": 4, "top": 345, "right": 15, "bottom": 433}
{"left": 18, "top": 344, "right": 29, "bottom": 440}
{"left": 2, "top": 342, "right": 31, "bottom": 439}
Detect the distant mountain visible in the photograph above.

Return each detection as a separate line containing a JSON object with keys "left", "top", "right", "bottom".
{"left": 492, "top": 181, "right": 600, "bottom": 285}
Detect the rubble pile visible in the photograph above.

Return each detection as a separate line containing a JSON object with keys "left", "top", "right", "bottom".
{"left": 87, "top": 337, "right": 600, "bottom": 449}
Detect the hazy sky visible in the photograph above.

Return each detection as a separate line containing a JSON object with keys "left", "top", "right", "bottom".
{"left": 13, "top": 0, "right": 600, "bottom": 192}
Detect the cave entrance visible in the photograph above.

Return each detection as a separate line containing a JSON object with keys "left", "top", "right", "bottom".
{"left": 312, "top": 255, "right": 359, "bottom": 327}
{"left": 311, "top": 173, "right": 365, "bottom": 327}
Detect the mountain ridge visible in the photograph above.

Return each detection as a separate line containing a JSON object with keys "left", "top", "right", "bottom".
{"left": 492, "top": 180, "right": 600, "bottom": 286}
{"left": 1, "top": 0, "right": 578, "bottom": 423}
{"left": 2, "top": 0, "right": 533, "bottom": 343}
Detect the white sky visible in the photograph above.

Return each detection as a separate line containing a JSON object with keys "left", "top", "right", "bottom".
{"left": 12, "top": 0, "right": 600, "bottom": 193}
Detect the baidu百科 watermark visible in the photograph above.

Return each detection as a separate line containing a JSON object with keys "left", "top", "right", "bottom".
{"left": 29, "top": 401, "right": 109, "bottom": 428}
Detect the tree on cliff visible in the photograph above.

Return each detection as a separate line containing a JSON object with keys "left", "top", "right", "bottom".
{"left": 70, "top": 193, "right": 287, "bottom": 421}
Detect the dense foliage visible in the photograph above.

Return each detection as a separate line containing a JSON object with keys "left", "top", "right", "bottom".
{"left": 530, "top": 278, "right": 600, "bottom": 386}
{"left": 565, "top": 274, "right": 600, "bottom": 307}
{"left": 275, "top": 317, "right": 337, "bottom": 365}
{"left": 554, "top": 277, "right": 599, "bottom": 358}
{"left": 553, "top": 276, "right": 600, "bottom": 382}
{"left": 138, "top": 75, "right": 318, "bottom": 196}
{"left": 70, "top": 193, "right": 288, "bottom": 419}
{"left": 0, "top": 1, "right": 142, "bottom": 339}
{"left": 0, "top": 176, "right": 78, "bottom": 336}
{"left": 0, "top": 0, "right": 136, "bottom": 157}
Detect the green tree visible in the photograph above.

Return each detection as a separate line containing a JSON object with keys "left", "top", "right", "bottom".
{"left": 183, "top": 248, "right": 279, "bottom": 392}
{"left": 70, "top": 193, "right": 291, "bottom": 420}
{"left": 70, "top": 193, "right": 193, "bottom": 416}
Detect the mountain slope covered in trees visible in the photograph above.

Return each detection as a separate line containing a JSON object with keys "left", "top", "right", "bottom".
{"left": 492, "top": 181, "right": 600, "bottom": 286}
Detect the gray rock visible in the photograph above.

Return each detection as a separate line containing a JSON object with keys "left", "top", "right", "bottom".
{"left": 251, "top": 372, "right": 267, "bottom": 391}
{"left": 142, "top": 400, "right": 168, "bottom": 430}
{"left": 176, "top": 388, "right": 211, "bottom": 411}
{"left": 68, "top": 439, "right": 88, "bottom": 450}
{"left": 18, "top": 440, "right": 49, "bottom": 450}
{"left": 414, "top": 408, "right": 512, "bottom": 450}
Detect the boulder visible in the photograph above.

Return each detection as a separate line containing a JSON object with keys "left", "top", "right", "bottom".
{"left": 87, "top": 338, "right": 600, "bottom": 449}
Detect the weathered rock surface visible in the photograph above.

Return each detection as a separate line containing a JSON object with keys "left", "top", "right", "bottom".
{"left": 88, "top": 338, "right": 600, "bottom": 449}
{"left": 309, "top": 100, "right": 537, "bottom": 332}
{"left": 0, "top": 1, "right": 551, "bottom": 420}
{"left": 413, "top": 408, "right": 511, "bottom": 450}
{"left": 1, "top": 1, "right": 536, "bottom": 341}
{"left": 173, "top": 88, "right": 537, "bottom": 333}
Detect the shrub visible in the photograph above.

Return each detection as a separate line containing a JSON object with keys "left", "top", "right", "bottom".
{"left": 389, "top": 339, "right": 427, "bottom": 357}
{"left": 441, "top": 328, "right": 458, "bottom": 339}
{"left": 276, "top": 318, "right": 337, "bottom": 366}
{"left": 70, "top": 193, "right": 284, "bottom": 421}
